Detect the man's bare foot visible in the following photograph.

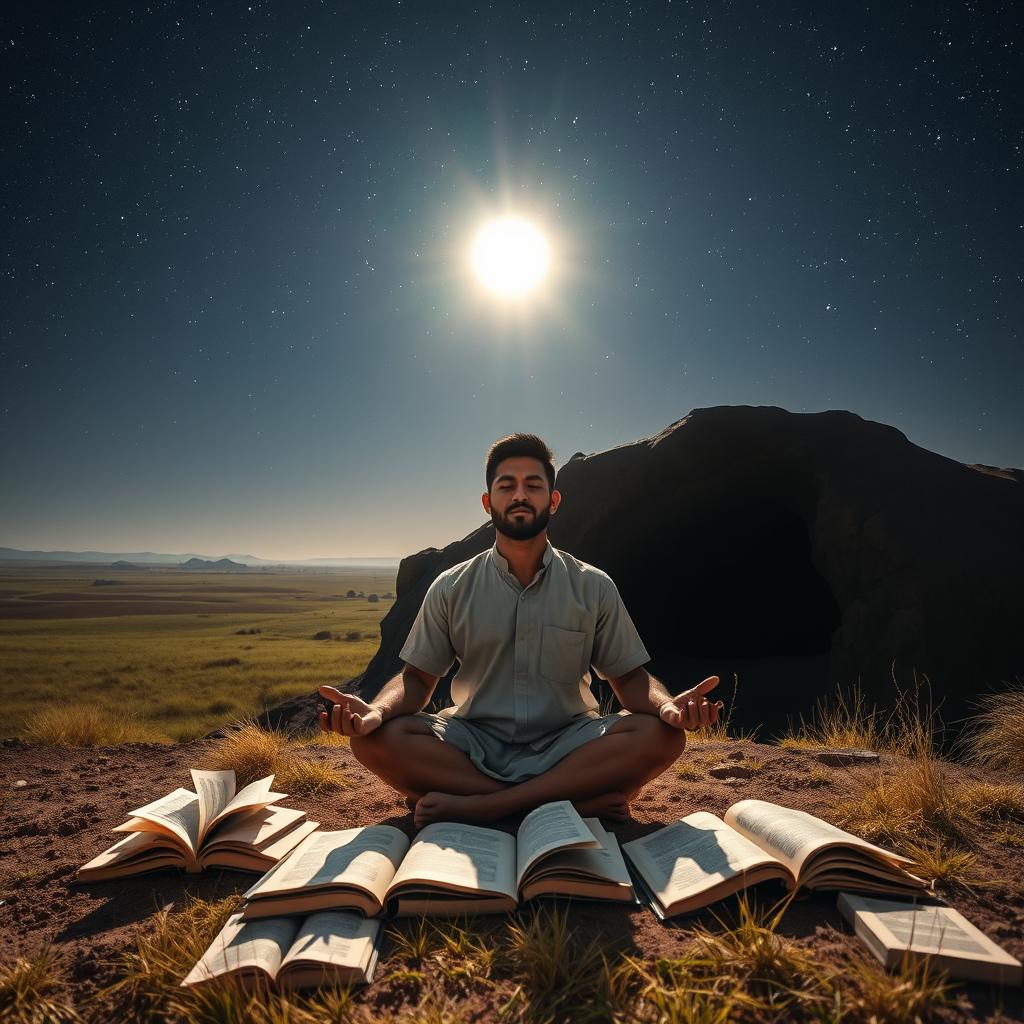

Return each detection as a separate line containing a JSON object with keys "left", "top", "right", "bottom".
{"left": 412, "top": 789, "right": 632, "bottom": 828}
{"left": 574, "top": 791, "right": 631, "bottom": 822}
{"left": 414, "top": 792, "right": 489, "bottom": 828}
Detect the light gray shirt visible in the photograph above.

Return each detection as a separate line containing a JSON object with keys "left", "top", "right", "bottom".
{"left": 399, "top": 542, "right": 650, "bottom": 744}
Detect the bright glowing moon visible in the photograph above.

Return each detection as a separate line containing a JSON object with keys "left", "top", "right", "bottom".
{"left": 470, "top": 216, "right": 551, "bottom": 298}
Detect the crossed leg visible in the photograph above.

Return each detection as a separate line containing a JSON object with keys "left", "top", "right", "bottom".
{"left": 349, "top": 713, "right": 686, "bottom": 827}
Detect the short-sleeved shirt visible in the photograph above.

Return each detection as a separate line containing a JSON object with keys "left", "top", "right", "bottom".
{"left": 399, "top": 542, "right": 650, "bottom": 746}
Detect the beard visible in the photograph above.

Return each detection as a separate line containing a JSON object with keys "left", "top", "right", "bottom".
{"left": 491, "top": 504, "right": 551, "bottom": 541}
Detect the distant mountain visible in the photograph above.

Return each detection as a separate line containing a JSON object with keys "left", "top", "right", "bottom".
{"left": 181, "top": 557, "right": 249, "bottom": 571}
{"left": 0, "top": 547, "right": 399, "bottom": 567}
{"left": 0, "top": 547, "right": 216, "bottom": 564}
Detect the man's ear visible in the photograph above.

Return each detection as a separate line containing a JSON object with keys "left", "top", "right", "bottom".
{"left": 481, "top": 491, "right": 492, "bottom": 514}
{"left": 549, "top": 488, "right": 561, "bottom": 515}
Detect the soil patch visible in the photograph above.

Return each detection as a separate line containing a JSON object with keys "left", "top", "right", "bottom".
{"left": 1, "top": 739, "right": 1022, "bottom": 1022}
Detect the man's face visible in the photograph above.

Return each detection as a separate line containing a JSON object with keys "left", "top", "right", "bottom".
{"left": 482, "top": 456, "right": 561, "bottom": 541}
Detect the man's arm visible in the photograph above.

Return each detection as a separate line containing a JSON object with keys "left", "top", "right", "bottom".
{"left": 319, "top": 663, "right": 440, "bottom": 737}
{"left": 606, "top": 666, "right": 723, "bottom": 731}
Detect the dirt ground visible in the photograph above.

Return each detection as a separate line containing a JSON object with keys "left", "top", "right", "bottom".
{"left": 1, "top": 737, "right": 1022, "bottom": 1022}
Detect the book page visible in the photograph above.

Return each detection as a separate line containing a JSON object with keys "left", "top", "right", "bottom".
{"left": 190, "top": 769, "right": 235, "bottom": 842}
{"left": 389, "top": 823, "right": 517, "bottom": 900}
{"left": 280, "top": 911, "right": 381, "bottom": 970}
{"left": 181, "top": 912, "right": 297, "bottom": 986}
{"left": 840, "top": 894, "right": 1021, "bottom": 964}
{"left": 115, "top": 788, "right": 201, "bottom": 853}
{"left": 515, "top": 801, "right": 599, "bottom": 888}
{"left": 724, "top": 800, "right": 913, "bottom": 876}
{"left": 622, "top": 812, "right": 789, "bottom": 909}
{"left": 204, "top": 805, "right": 305, "bottom": 849}
{"left": 527, "top": 817, "right": 632, "bottom": 883}
{"left": 245, "top": 827, "right": 409, "bottom": 904}
{"left": 205, "top": 775, "right": 279, "bottom": 839}
{"left": 77, "top": 831, "right": 180, "bottom": 879}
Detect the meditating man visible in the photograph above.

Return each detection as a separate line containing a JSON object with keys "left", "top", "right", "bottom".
{"left": 320, "top": 433, "right": 722, "bottom": 827}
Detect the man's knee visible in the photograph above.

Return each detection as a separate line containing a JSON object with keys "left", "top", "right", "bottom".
{"left": 610, "top": 712, "right": 686, "bottom": 762}
{"left": 349, "top": 715, "right": 430, "bottom": 766}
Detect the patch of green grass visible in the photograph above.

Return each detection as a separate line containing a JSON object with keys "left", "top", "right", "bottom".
{"left": 1, "top": 569, "right": 395, "bottom": 740}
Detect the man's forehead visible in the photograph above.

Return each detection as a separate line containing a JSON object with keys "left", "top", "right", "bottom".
{"left": 493, "top": 456, "right": 548, "bottom": 479}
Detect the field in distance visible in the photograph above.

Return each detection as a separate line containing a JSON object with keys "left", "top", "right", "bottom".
{"left": 0, "top": 565, "right": 397, "bottom": 740}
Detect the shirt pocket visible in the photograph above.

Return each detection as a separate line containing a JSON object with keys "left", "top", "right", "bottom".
{"left": 539, "top": 626, "right": 587, "bottom": 685}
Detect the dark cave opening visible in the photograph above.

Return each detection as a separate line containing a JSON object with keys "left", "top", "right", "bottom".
{"left": 610, "top": 497, "right": 842, "bottom": 731}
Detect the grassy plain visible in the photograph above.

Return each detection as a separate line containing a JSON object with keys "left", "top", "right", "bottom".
{"left": 0, "top": 566, "right": 397, "bottom": 740}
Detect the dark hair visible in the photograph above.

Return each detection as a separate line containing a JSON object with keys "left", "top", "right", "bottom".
{"left": 485, "top": 434, "right": 556, "bottom": 493}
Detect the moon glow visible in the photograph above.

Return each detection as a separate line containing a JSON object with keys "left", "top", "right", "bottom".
{"left": 470, "top": 216, "right": 551, "bottom": 298}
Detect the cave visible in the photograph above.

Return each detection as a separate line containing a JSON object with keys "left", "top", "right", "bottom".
{"left": 596, "top": 496, "right": 842, "bottom": 736}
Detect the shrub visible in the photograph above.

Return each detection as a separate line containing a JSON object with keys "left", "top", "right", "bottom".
{"left": 367, "top": 593, "right": 380, "bottom": 603}
{"left": 345, "top": 630, "right": 362, "bottom": 642}
{"left": 200, "top": 657, "right": 242, "bottom": 669}
{"left": 311, "top": 629, "right": 333, "bottom": 641}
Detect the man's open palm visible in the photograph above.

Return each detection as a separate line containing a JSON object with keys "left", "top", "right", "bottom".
{"left": 659, "top": 675, "right": 724, "bottom": 731}
{"left": 319, "top": 685, "right": 383, "bottom": 737}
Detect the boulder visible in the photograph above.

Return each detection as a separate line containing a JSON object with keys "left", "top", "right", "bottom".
{"left": 318, "top": 407, "right": 1024, "bottom": 737}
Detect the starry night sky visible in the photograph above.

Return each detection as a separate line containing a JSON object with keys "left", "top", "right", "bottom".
{"left": 3, "top": 2, "right": 1021, "bottom": 558}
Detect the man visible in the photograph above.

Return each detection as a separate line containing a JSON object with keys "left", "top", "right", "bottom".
{"left": 320, "top": 433, "right": 722, "bottom": 827}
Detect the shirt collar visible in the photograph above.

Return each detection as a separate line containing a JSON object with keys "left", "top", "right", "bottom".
{"left": 490, "top": 540, "right": 554, "bottom": 580}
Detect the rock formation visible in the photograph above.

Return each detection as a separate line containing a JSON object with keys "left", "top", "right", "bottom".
{"left": 269, "top": 407, "right": 1024, "bottom": 737}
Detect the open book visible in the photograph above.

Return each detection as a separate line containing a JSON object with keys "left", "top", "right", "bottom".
{"left": 182, "top": 910, "right": 381, "bottom": 990}
{"left": 839, "top": 893, "right": 1022, "bottom": 986}
{"left": 243, "top": 800, "right": 634, "bottom": 918}
{"left": 622, "top": 799, "right": 926, "bottom": 920}
{"left": 77, "top": 770, "right": 318, "bottom": 880}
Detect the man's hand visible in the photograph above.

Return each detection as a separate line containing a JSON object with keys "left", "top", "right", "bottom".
{"left": 318, "top": 685, "right": 384, "bottom": 737}
{"left": 658, "top": 675, "right": 724, "bottom": 731}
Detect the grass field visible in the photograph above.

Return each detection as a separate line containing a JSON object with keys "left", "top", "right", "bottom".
{"left": 0, "top": 566, "right": 397, "bottom": 740}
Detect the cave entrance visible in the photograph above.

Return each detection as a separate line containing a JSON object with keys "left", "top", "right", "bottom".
{"left": 616, "top": 496, "right": 841, "bottom": 733}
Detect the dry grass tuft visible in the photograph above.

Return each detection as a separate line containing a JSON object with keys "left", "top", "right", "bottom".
{"left": 961, "top": 686, "right": 1024, "bottom": 773}
{"left": 689, "top": 897, "right": 834, "bottom": 1016}
{"left": 845, "top": 949, "right": 954, "bottom": 1024}
{"left": 107, "top": 895, "right": 243, "bottom": 1015}
{"left": 675, "top": 759, "right": 706, "bottom": 780}
{"left": 899, "top": 838, "right": 981, "bottom": 888}
{"left": 108, "top": 894, "right": 360, "bottom": 1023}
{"left": 386, "top": 916, "right": 505, "bottom": 992}
{"left": 779, "top": 682, "right": 907, "bottom": 753}
{"left": 20, "top": 705, "right": 170, "bottom": 747}
{"left": 505, "top": 906, "right": 624, "bottom": 1024}
{"left": 0, "top": 946, "right": 82, "bottom": 1024}
{"left": 838, "top": 752, "right": 1024, "bottom": 849}
{"left": 295, "top": 728, "right": 350, "bottom": 749}
{"left": 631, "top": 897, "right": 837, "bottom": 1022}
{"left": 200, "top": 722, "right": 346, "bottom": 795}
{"left": 838, "top": 754, "right": 968, "bottom": 847}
